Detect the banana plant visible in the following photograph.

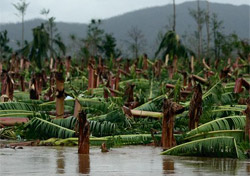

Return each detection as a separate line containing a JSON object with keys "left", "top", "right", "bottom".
{"left": 161, "top": 136, "right": 241, "bottom": 158}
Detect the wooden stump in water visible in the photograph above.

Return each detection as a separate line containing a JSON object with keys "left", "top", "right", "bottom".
{"left": 162, "top": 98, "right": 184, "bottom": 150}
{"left": 78, "top": 153, "right": 90, "bottom": 174}
{"left": 101, "top": 143, "right": 109, "bottom": 152}
{"left": 78, "top": 110, "right": 90, "bottom": 154}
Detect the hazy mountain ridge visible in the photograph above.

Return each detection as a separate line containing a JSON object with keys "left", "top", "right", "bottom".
{"left": 0, "top": 1, "right": 249, "bottom": 56}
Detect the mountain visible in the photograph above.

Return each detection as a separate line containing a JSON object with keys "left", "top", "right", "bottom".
{"left": 0, "top": 1, "right": 249, "bottom": 57}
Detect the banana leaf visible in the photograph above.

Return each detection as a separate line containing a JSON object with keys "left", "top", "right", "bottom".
{"left": 27, "top": 117, "right": 76, "bottom": 139}
{"left": 36, "top": 116, "right": 116, "bottom": 137}
{"left": 161, "top": 136, "right": 240, "bottom": 158}
{"left": 184, "top": 130, "right": 244, "bottom": 142}
{"left": 0, "top": 102, "right": 38, "bottom": 111}
{"left": 186, "top": 115, "right": 245, "bottom": 137}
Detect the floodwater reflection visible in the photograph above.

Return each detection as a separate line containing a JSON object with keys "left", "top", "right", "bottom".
{"left": 0, "top": 145, "right": 249, "bottom": 175}
{"left": 162, "top": 158, "right": 174, "bottom": 174}
{"left": 247, "top": 162, "right": 250, "bottom": 173}
{"left": 56, "top": 150, "right": 65, "bottom": 174}
{"left": 78, "top": 154, "right": 90, "bottom": 174}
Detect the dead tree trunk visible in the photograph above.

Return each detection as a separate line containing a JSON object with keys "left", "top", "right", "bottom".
{"left": 244, "top": 98, "right": 250, "bottom": 142}
{"left": 65, "top": 56, "right": 71, "bottom": 78}
{"left": 168, "top": 66, "right": 174, "bottom": 80}
{"left": 173, "top": 55, "right": 178, "bottom": 73}
{"left": 124, "top": 83, "right": 135, "bottom": 107}
{"left": 1, "top": 71, "right": 14, "bottom": 102}
{"left": 188, "top": 84, "right": 203, "bottom": 130}
{"left": 55, "top": 72, "right": 65, "bottom": 119}
{"left": 74, "top": 99, "right": 82, "bottom": 118}
{"left": 190, "top": 56, "right": 194, "bottom": 73}
{"left": 162, "top": 98, "right": 184, "bottom": 150}
{"left": 103, "top": 79, "right": 110, "bottom": 99}
{"left": 50, "top": 57, "right": 54, "bottom": 70}
{"left": 88, "top": 63, "right": 94, "bottom": 91}
{"left": 143, "top": 53, "right": 148, "bottom": 70}
{"left": 78, "top": 110, "right": 90, "bottom": 154}
{"left": 30, "top": 76, "right": 39, "bottom": 100}
{"left": 124, "top": 59, "right": 130, "bottom": 74}
{"left": 179, "top": 71, "right": 187, "bottom": 87}
{"left": 35, "top": 73, "right": 43, "bottom": 96}
{"left": 20, "top": 75, "right": 25, "bottom": 91}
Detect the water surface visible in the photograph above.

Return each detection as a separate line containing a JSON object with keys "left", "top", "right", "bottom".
{"left": 0, "top": 145, "right": 249, "bottom": 175}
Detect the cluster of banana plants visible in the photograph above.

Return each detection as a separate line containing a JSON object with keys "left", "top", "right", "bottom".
{"left": 0, "top": 50, "right": 250, "bottom": 159}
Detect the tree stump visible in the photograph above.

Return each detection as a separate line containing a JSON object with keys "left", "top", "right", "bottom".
{"left": 162, "top": 98, "right": 184, "bottom": 150}
{"left": 73, "top": 99, "right": 82, "bottom": 118}
{"left": 78, "top": 110, "right": 90, "bottom": 154}
{"left": 188, "top": 84, "right": 202, "bottom": 130}
{"left": 55, "top": 72, "right": 65, "bottom": 119}
{"left": 87, "top": 63, "right": 95, "bottom": 91}
{"left": 244, "top": 98, "right": 250, "bottom": 142}
{"left": 1, "top": 71, "right": 14, "bottom": 101}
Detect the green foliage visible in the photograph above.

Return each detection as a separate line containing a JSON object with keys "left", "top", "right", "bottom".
{"left": 101, "top": 33, "right": 121, "bottom": 58}
{"left": 161, "top": 137, "right": 240, "bottom": 158}
{"left": 0, "top": 30, "right": 12, "bottom": 60}
{"left": 111, "top": 134, "right": 156, "bottom": 146}
{"left": 84, "top": 19, "right": 104, "bottom": 56}
{"left": 185, "top": 130, "right": 244, "bottom": 143}
{"left": 0, "top": 127, "right": 17, "bottom": 140}
{"left": 0, "top": 102, "right": 38, "bottom": 111}
{"left": 22, "top": 23, "right": 65, "bottom": 68}
{"left": 186, "top": 115, "right": 245, "bottom": 137}
{"left": 155, "top": 31, "right": 192, "bottom": 60}
{"left": 134, "top": 94, "right": 165, "bottom": 112}
{"left": 173, "top": 79, "right": 181, "bottom": 102}
{"left": 27, "top": 115, "right": 117, "bottom": 138}
{"left": 90, "top": 120, "right": 116, "bottom": 137}
{"left": 25, "top": 114, "right": 75, "bottom": 139}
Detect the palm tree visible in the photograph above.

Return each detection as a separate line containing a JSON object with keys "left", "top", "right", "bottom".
{"left": 155, "top": 31, "right": 192, "bottom": 60}
{"left": 22, "top": 24, "right": 65, "bottom": 68}
{"left": 12, "top": 0, "right": 29, "bottom": 50}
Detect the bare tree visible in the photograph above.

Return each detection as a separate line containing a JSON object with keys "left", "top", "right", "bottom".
{"left": 205, "top": 0, "right": 211, "bottom": 59}
{"left": 13, "top": 0, "right": 29, "bottom": 49}
{"left": 40, "top": 8, "right": 50, "bottom": 20}
{"left": 189, "top": 0, "right": 206, "bottom": 60}
{"left": 127, "top": 26, "right": 146, "bottom": 59}
{"left": 173, "top": 0, "right": 176, "bottom": 32}
{"left": 40, "top": 9, "right": 58, "bottom": 58}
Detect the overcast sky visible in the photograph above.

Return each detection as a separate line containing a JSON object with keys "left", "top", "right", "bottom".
{"left": 0, "top": 0, "right": 249, "bottom": 24}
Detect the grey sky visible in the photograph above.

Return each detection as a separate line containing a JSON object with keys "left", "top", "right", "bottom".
{"left": 0, "top": 0, "right": 249, "bottom": 24}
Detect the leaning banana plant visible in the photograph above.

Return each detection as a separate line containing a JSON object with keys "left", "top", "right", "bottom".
{"left": 161, "top": 136, "right": 241, "bottom": 158}
{"left": 24, "top": 115, "right": 117, "bottom": 139}
{"left": 185, "top": 115, "right": 246, "bottom": 138}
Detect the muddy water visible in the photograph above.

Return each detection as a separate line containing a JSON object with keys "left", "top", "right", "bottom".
{"left": 0, "top": 145, "right": 250, "bottom": 176}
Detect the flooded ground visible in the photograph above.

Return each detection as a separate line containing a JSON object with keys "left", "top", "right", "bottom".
{"left": 0, "top": 145, "right": 250, "bottom": 176}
